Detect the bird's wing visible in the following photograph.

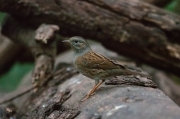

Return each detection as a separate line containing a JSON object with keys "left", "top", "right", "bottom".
{"left": 76, "top": 51, "right": 150, "bottom": 78}
{"left": 78, "top": 51, "right": 126, "bottom": 70}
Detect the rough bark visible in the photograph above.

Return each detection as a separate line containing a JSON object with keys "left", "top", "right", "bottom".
{"left": 1, "top": 62, "right": 179, "bottom": 119}
{"left": 0, "top": 0, "right": 180, "bottom": 77}
{"left": 0, "top": 106, "right": 13, "bottom": 119}
{"left": 1, "top": 46, "right": 180, "bottom": 119}
{"left": 0, "top": 23, "right": 67, "bottom": 76}
{"left": 1, "top": 17, "right": 59, "bottom": 87}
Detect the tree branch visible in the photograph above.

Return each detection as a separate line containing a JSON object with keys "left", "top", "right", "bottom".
{"left": 1, "top": 0, "right": 180, "bottom": 76}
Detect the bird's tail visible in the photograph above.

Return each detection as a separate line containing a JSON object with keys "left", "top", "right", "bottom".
{"left": 125, "top": 66, "right": 152, "bottom": 79}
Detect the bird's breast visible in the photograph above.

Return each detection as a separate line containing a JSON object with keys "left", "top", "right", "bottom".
{"left": 74, "top": 56, "right": 96, "bottom": 79}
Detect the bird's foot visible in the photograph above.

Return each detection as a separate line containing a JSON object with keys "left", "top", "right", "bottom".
{"left": 80, "top": 89, "right": 95, "bottom": 102}
{"left": 81, "top": 95, "right": 90, "bottom": 102}
{"left": 81, "top": 81, "right": 104, "bottom": 102}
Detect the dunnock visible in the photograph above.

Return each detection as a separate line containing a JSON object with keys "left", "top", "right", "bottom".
{"left": 63, "top": 36, "right": 150, "bottom": 101}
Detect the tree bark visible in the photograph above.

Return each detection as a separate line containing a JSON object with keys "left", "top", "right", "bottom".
{"left": 21, "top": 67, "right": 180, "bottom": 119}
{"left": 0, "top": 0, "right": 180, "bottom": 76}
{"left": 1, "top": 43, "right": 180, "bottom": 119}
{"left": 1, "top": 57, "right": 179, "bottom": 119}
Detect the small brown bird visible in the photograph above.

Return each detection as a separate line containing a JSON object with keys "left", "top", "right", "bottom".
{"left": 63, "top": 36, "right": 150, "bottom": 101}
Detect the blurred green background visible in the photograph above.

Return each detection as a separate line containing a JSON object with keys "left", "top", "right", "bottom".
{"left": 0, "top": 12, "right": 34, "bottom": 92}
{"left": 0, "top": 0, "right": 179, "bottom": 92}
{"left": 0, "top": 63, "right": 33, "bottom": 92}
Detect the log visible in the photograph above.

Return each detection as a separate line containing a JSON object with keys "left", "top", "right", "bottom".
{"left": 0, "top": 31, "right": 21, "bottom": 75}
{"left": 153, "top": 71, "right": 180, "bottom": 105}
{"left": 0, "top": 22, "right": 66, "bottom": 76}
{"left": 0, "top": 28, "right": 33, "bottom": 75}
{"left": 22, "top": 71, "right": 180, "bottom": 119}
{"left": 1, "top": 18, "right": 59, "bottom": 87}
{"left": 1, "top": 47, "right": 180, "bottom": 119}
{"left": 0, "top": 106, "right": 13, "bottom": 119}
{"left": 0, "top": 0, "right": 180, "bottom": 76}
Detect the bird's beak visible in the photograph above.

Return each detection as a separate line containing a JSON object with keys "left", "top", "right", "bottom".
{"left": 62, "top": 40, "right": 70, "bottom": 43}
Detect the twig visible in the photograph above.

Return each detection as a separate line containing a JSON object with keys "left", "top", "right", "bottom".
{"left": 105, "top": 76, "right": 157, "bottom": 88}
{"left": 0, "top": 85, "right": 35, "bottom": 105}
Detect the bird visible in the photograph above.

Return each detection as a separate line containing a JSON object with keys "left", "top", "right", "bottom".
{"left": 62, "top": 36, "right": 151, "bottom": 101}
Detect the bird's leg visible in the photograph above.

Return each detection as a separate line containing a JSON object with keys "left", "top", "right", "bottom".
{"left": 91, "top": 80, "right": 105, "bottom": 94}
{"left": 81, "top": 80, "right": 104, "bottom": 102}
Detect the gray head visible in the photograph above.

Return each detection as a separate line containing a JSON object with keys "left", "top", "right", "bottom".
{"left": 62, "top": 36, "right": 92, "bottom": 55}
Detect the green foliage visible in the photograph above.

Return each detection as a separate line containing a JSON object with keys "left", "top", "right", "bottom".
{"left": 0, "top": 12, "right": 6, "bottom": 25}
{"left": 164, "top": 0, "right": 178, "bottom": 12}
{"left": 0, "top": 63, "right": 34, "bottom": 92}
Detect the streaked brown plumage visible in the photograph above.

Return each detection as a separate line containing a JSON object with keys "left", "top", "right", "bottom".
{"left": 63, "top": 36, "right": 150, "bottom": 101}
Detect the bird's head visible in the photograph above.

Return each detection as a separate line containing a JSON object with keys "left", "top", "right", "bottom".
{"left": 62, "top": 36, "right": 91, "bottom": 54}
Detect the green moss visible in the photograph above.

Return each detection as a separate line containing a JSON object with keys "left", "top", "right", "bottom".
{"left": 0, "top": 12, "right": 6, "bottom": 25}
{"left": 0, "top": 63, "right": 34, "bottom": 92}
